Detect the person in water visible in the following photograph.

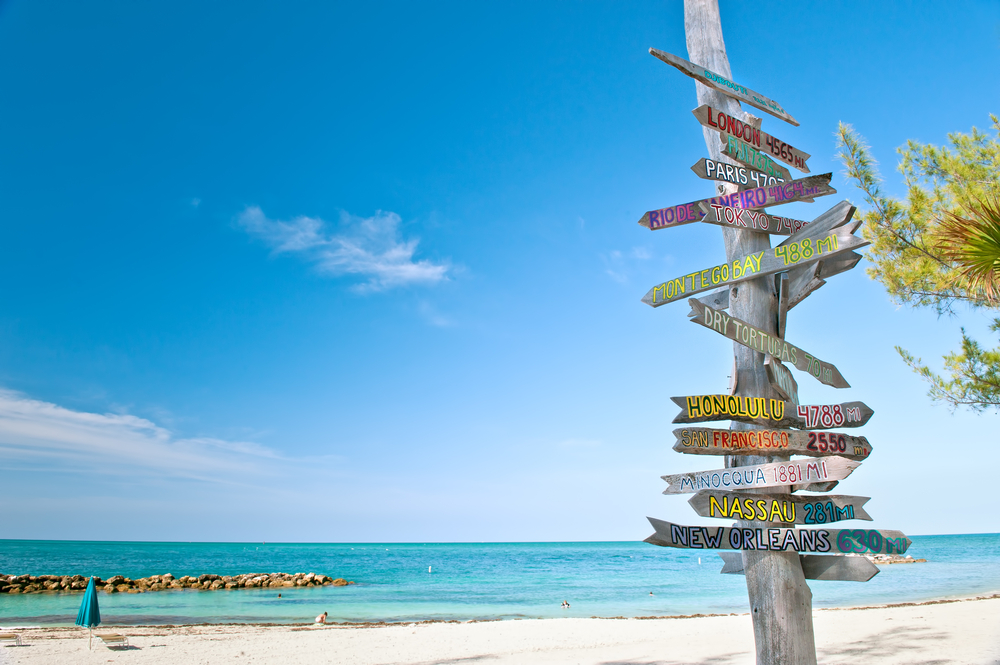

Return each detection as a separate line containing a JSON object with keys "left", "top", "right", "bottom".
{"left": 315, "top": 611, "right": 328, "bottom": 624}
{"left": 561, "top": 600, "right": 570, "bottom": 608}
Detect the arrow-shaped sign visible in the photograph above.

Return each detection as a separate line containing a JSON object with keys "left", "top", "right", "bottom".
{"left": 696, "top": 202, "right": 808, "bottom": 236}
{"left": 671, "top": 395, "right": 874, "bottom": 430}
{"left": 673, "top": 427, "right": 873, "bottom": 460}
{"left": 639, "top": 174, "right": 835, "bottom": 231}
{"left": 691, "top": 157, "right": 787, "bottom": 189}
{"left": 643, "top": 226, "right": 866, "bottom": 307}
{"left": 660, "top": 455, "right": 859, "bottom": 495}
{"left": 719, "top": 553, "right": 879, "bottom": 582}
{"left": 688, "top": 298, "right": 850, "bottom": 388}
{"left": 688, "top": 490, "right": 873, "bottom": 525}
{"left": 720, "top": 135, "right": 792, "bottom": 182}
{"left": 692, "top": 104, "right": 811, "bottom": 172}
{"left": 649, "top": 49, "right": 799, "bottom": 126}
{"left": 644, "top": 517, "right": 912, "bottom": 555}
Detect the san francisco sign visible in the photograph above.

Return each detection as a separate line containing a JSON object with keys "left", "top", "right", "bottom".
{"left": 660, "top": 455, "right": 859, "bottom": 494}
{"left": 671, "top": 394, "right": 874, "bottom": 430}
{"left": 649, "top": 49, "right": 799, "bottom": 126}
{"left": 639, "top": 173, "right": 836, "bottom": 231}
{"left": 688, "top": 299, "right": 850, "bottom": 388}
{"left": 642, "top": 227, "right": 866, "bottom": 306}
{"left": 693, "top": 104, "right": 811, "bottom": 172}
{"left": 673, "top": 427, "right": 873, "bottom": 460}
{"left": 644, "top": 517, "right": 912, "bottom": 555}
{"left": 687, "top": 490, "right": 873, "bottom": 525}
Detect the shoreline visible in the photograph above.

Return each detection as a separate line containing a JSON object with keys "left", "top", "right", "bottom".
{"left": 5, "top": 595, "right": 999, "bottom": 664}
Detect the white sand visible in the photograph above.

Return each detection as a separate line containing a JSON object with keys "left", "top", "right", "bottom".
{"left": 3, "top": 595, "right": 999, "bottom": 664}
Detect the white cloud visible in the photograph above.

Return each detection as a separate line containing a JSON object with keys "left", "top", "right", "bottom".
{"left": 237, "top": 206, "right": 450, "bottom": 291}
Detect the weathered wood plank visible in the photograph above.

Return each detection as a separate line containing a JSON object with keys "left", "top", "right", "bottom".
{"left": 697, "top": 287, "right": 730, "bottom": 311}
{"left": 688, "top": 299, "right": 850, "bottom": 389}
{"left": 671, "top": 395, "right": 874, "bottom": 430}
{"left": 644, "top": 517, "right": 911, "bottom": 554}
{"left": 643, "top": 228, "right": 868, "bottom": 307}
{"left": 719, "top": 553, "right": 879, "bottom": 582}
{"left": 661, "top": 456, "right": 858, "bottom": 494}
{"left": 785, "top": 251, "right": 865, "bottom": 310}
{"left": 691, "top": 157, "right": 786, "bottom": 189}
{"left": 693, "top": 104, "right": 810, "bottom": 172}
{"left": 649, "top": 48, "right": 798, "bottom": 126}
{"left": 639, "top": 174, "right": 836, "bottom": 231}
{"left": 673, "top": 427, "right": 873, "bottom": 460}
{"left": 775, "top": 275, "right": 789, "bottom": 340}
{"left": 689, "top": 490, "right": 873, "bottom": 525}
{"left": 720, "top": 135, "right": 792, "bottom": 182}
{"left": 697, "top": 202, "right": 809, "bottom": 236}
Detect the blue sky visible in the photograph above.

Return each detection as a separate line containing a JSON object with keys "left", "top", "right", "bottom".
{"left": 1, "top": 0, "right": 998, "bottom": 541}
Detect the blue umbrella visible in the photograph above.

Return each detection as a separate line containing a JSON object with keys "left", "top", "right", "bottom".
{"left": 75, "top": 577, "right": 101, "bottom": 649}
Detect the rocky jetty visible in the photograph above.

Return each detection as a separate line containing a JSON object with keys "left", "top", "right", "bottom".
{"left": 0, "top": 572, "right": 354, "bottom": 594}
{"left": 866, "top": 554, "right": 927, "bottom": 564}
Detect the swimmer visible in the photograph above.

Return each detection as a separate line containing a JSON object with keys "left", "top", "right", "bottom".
{"left": 315, "top": 611, "right": 328, "bottom": 624}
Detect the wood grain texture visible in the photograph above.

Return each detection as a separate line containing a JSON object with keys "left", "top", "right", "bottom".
{"left": 649, "top": 48, "right": 798, "bottom": 125}
{"left": 692, "top": 104, "right": 810, "bottom": 172}
{"left": 721, "top": 135, "right": 792, "bottom": 181}
{"left": 719, "top": 553, "right": 879, "bottom": 582}
{"left": 638, "top": 174, "right": 836, "bottom": 230}
{"left": 661, "top": 456, "right": 859, "bottom": 494}
{"left": 688, "top": 299, "right": 850, "bottom": 388}
{"left": 671, "top": 395, "right": 874, "bottom": 430}
{"left": 643, "top": 228, "right": 868, "bottom": 307}
{"left": 775, "top": 275, "right": 789, "bottom": 340}
{"left": 689, "top": 490, "right": 873, "bottom": 524}
{"left": 691, "top": 157, "right": 786, "bottom": 188}
{"left": 697, "top": 202, "right": 808, "bottom": 235}
{"left": 644, "top": 517, "right": 911, "bottom": 554}
{"left": 673, "top": 427, "right": 873, "bottom": 460}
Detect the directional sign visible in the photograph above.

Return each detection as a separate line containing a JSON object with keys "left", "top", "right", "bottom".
{"left": 661, "top": 456, "right": 858, "bottom": 495}
{"left": 644, "top": 517, "right": 911, "bottom": 555}
{"left": 671, "top": 395, "right": 874, "bottom": 430}
{"left": 688, "top": 490, "right": 873, "bottom": 525}
{"left": 688, "top": 299, "right": 850, "bottom": 388}
{"left": 643, "top": 227, "right": 867, "bottom": 307}
{"left": 649, "top": 49, "right": 798, "bottom": 126}
{"left": 787, "top": 251, "right": 865, "bottom": 310}
{"left": 673, "top": 427, "right": 873, "bottom": 460}
{"left": 721, "top": 135, "right": 792, "bottom": 182}
{"left": 697, "top": 203, "right": 808, "bottom": 236}
{"left": 693, "top": 104, "right": 811, "bottom": 172}
{"left": 639, "top": 174, "right": 836, "bottom": 231}
{"left": 691, "top": 158, "right": 786, "bottom": 189}
{"left": 719, "top": 553, "right": 879, "bottom": 582}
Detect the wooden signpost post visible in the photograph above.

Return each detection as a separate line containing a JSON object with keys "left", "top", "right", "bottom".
{"left": 673, "top": 427, "right": 873, "bottom": 460}
{"left": 644, "top": 517, "right": 912, "bottom": 555}
{"left": 688, "top": 490, "right": 873, "bottom": 525}
{"left": 660, "top": 456, "right": 859, "bottom": 494}
{"left": 649, "top": 48, "right": 799, "bottom": 126}
{"left": 688, "top": 299, "right": 850, "bottom": 388}
{"left": 719, "top": 552, "right": 879, "bottom": 582}
{"left": 671, "top": 394, "right": 875, "bottom": 429}
{"left": 631, "top": 5, "right": 910, "bottom": 662}
{"left": 692, "top": 104, "right": 811, "bottom": 172}
{"left": 691, "top": 158, "right": 787, "bottom": 188}
{"left": 638, "top": 173, "right": 836, "bottom": 231}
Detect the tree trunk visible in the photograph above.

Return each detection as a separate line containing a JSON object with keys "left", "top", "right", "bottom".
{"left": 682, "top": 2, "right": 818, "bottom": 663}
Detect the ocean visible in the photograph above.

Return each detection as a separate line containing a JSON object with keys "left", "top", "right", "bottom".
{"left": 1, "top": 535, "right": 998, "bottom": 626}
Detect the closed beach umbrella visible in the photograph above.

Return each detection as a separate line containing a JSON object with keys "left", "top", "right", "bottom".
{"left": 75, "top": 577, "right": 101, "bottom": 649}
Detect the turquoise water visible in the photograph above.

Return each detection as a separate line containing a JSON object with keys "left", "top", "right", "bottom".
{"left": 0, "top": 535, "right": 997, "bottom": 626}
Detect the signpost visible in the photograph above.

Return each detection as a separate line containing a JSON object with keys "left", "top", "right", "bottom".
{"left": 660, "top": 455, "right": 859, "bottom": 494}
{"left": 696, "top": 202, "right": 808, "bottom": 235}
{"left": 642, "top": 227, "right": 868, "bottom": 306}
{"left": 693, "top": 104, "right": 811, "bottom": 172}
{"left": 688, "top": 299, "right": 850, "bottom": 388}
{"left": 765, "top": 355, "right": 796, "bottom": 400}
{"left": 673, "top": 427, "right": 873, "bottom": 460}
{"left": 721, "top": 135, "right": 792, "bottom": 182}
{"left": 688, "top": 490, "right": 873, "bottom": 525}
{"left": 671, "top": 395, "right": 874, "bottom": 429}
{"left": 719, "top": 553, "right": 879, "bottom": 582}
{"left": 644, "top": 517, "right": 912, "bottom": 555}
{"left": 649, "top": 48, "right": 799, "bottom": 126}
{"left": 638, "top": 173, "right": 836, "bottom": 231}
{"left": 691, "top": 158, "right": 786, "bottom": 188}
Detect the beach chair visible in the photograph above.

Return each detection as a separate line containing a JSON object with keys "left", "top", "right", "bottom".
{"left": 95, "top": 633, "right": 129, "bottom": 649}
{"left": 0, "top": 632, "right": 23, "bottom": 646}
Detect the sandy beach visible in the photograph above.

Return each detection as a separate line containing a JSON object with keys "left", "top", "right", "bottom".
{"left": 2, "top": 594, "right": 998, "bottom": 664}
